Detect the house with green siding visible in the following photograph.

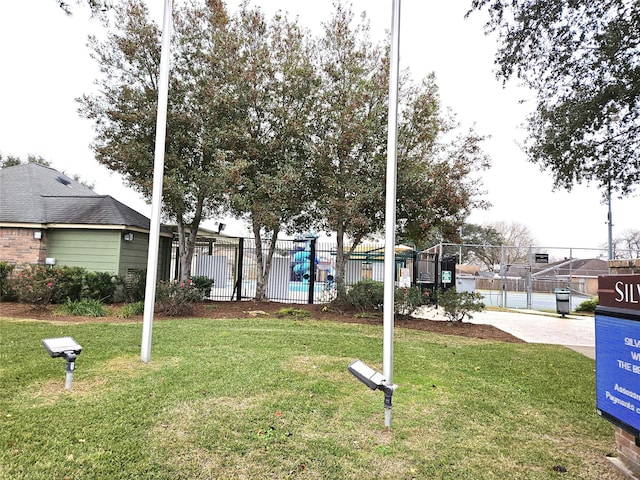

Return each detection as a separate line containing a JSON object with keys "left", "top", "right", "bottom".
{"left": 0, "top": 162, "right": 172, "bottom": 279}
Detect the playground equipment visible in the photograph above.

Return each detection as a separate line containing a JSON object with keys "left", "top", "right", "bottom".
{"left": 292, "top": 247, "right": 316, "bottom": 280}
{"left": 291, "top": 234, "right": 334, "bottom": 283}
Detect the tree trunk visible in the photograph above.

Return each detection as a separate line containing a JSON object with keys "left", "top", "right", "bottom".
{"left": 334, "top": 226, "right": 348, "bottom": 302}
{"left": 334, "top": 226, "right": 365, "bottom": 303}
{"left": 176, "top": 221, "right": 198, "bottom": 281}
{"left": 253, "top": 223, "right": 280, "bottom": 301}
{"left": 174, "top": 196, "right": 205, "bottom": 281}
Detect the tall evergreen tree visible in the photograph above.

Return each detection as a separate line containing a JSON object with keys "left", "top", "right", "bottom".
{"left": 78, "top": 0, "right": 239, "bottom": 280}
{"left": 226, "top": 4, "right": 319, "bottom": 300}
{"left": 313, "top": 2, "right": 490, "bottom": 299}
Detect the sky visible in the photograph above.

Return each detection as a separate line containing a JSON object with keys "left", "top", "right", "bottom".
{"left": 1, "top": 0, "right": 638, "bottom": 252}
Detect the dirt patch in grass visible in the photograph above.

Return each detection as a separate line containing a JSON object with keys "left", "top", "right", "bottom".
{"left": 0, "top": 300, "right": 524, "bottom": 343}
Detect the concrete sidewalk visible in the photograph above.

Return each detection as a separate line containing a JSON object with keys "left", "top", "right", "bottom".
{"left": 416, "top": 307, "right": 596, "bottom": 359}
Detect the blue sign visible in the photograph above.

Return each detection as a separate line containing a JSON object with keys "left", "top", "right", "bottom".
{"left": 595, "top": 313, "right": 640, "bottom": 433}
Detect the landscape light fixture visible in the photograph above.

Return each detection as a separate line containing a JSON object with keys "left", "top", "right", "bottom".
{"left": 348, "top": 359, "right": 397, "bottom": 411}
{"left": 42, "top": 337, "right": 82, "bottom": 390}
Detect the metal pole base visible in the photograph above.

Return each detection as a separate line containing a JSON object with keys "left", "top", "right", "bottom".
{"left": 65, "top": 371, "right": 73, "bottom": 390}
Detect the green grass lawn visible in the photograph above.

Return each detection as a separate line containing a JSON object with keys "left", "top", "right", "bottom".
{"left": 0, "top": 316, "right": 620, "bottom": 479}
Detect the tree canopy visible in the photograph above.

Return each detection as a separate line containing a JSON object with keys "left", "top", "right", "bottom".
{"left": 223, "top": 5, "right": 320, "bottom": 300}
{"left": 468, "top": 0, "right": 640, "bottom": 198}
{"left": 312, "top": 4, "right": 490, "bottom": 297}
{"left": 0, "top": 154, "right": 51, "bottom": 169}
{"left": 79, "top": 0, "right": 237, "bottom": 280}
{"left": 56, "top": 0, "right": 111, "bottom": 16}
{"left": 460, "top": 223, "right": 504, "bottom": 271}
{"left": 459, "top": 221, "right": 536, "bottom": 271}
{"left": 612, "top": 229, "right": 640, "bottom": 259}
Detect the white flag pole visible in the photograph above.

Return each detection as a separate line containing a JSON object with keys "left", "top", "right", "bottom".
{"left": 141, "top": 0, "right": 173, "bottom": 363}
{"left": 382, "top": 0, "right": 401, "bottom": 427}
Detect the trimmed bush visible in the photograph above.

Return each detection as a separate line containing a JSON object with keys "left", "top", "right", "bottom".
{"left": 575, "top": 296, "right": 598, "bottom": 313}
{"left": 190, "top": 275, "right": 214, "bottom": 300}
{"left": 345, "top": 281, "right": 427, "bottom": 316}
{"left": 83, "top": 271, "right": 119, "bottom": 302}
{"left": 9, "top": 265, "right": 57, "bottom": 308}
{"left": 0, "top": 262, "right": 15, "bottom": 301}
{"left": 155, "top": 279, "right": 201, "bottom": 316}
{"left": 50, "top": 266, "right": 86, "bottom": 303}
{"left": 345, "top": 280, "right": 385, "bottom": 312}
{"left": 8, "top": 265, "right": 122, "bottom": 305}
{"left": 121, "top": 269, "right": 147, "bottom": 303}
{"left": 436, "top": 287, "right": 485, "bottom": 322}
{"left": 394, "top": 286, "right": 426, "bottom": 316}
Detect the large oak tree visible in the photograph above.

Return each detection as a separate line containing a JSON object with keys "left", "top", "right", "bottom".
{"left": 468, "top": 0, "right": 640, "bottom": 198}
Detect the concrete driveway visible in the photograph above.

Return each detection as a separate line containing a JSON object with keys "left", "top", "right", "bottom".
{"left": 417, "top": 307, "right": 596, "bottom": 359}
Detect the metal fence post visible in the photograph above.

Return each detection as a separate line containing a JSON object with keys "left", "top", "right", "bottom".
{"left": 308, "top": 238, "right": 317, "bottom": 304}
{"left": 234, "top": 237, "right": 244, "bottom": 301}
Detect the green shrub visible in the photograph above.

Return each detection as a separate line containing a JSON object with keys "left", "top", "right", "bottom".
{"left": 155, "top": 279, "right": 201, "bottom": 316}
{"left": 575, "top": 296, "right": 598, "bottom": 313}
{"left": 346, "top": 281, "right": 428, "bottom": 316}
{"left": 190, "top": 275, "right": 214, "bottom": 299}
{"left": 394, "top": 286, "right": 426, "bottom": 316}
{"left": 346, "top": 280, "right": 385, "bottom": 312}
{"left": 0, "top": 262, "right": 15, "bottom": 300}
{"left": 121, "top": 269, "right": 147, "bottom": 303}
{"left": 55, "top": 298, "right": 109, "bottom": 317}
{"left": 436, "top": 287, "right": 485, "bottom": 322}
{"left": 7, "top": 265, "right": 136, "bottom": 307}
{"left": 83, "top": 271, "right": 119, "bottom": 303}
{"left": 51, "top": 266, "right": 86, "bottom": 303}
{"left": 9, "top": 264, "right": 57, "bottom": 308}
{"left": 117, "top": 301, "right": 145, "bottom": 318}
{"left": 276, "top": 307, "right": 312, "bottom": 319}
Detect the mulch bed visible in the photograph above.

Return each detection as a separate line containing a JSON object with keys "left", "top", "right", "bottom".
{"left": 0, "top": 300, "right": 524, "bottom": 343}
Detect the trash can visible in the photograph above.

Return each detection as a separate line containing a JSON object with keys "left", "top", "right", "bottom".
{"left": 555, "top": 289, "right": 571, "bottom": 317}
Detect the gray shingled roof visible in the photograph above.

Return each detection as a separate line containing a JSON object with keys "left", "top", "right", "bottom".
{"left": 0, "top": 163, "right": 150, "bottom": 229}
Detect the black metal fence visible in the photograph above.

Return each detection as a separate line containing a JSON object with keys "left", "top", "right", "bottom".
{"left": 173, "top": 237, "right": 609, "bottom": 306}
{"left": 177, "top": 237, "right": 418, "bottom": 304}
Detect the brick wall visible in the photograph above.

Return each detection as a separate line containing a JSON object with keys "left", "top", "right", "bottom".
{"left": 0, "top": 227, "right": 47, "bottom": 266}
{"left": 615, "top": 429, "right": 640, "bottom": 474}
{"left": 608, "top": 260, "right": 640, "bottom": 478}
{"left": 609, "top": 259, "right": 640, "bottom": 275}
